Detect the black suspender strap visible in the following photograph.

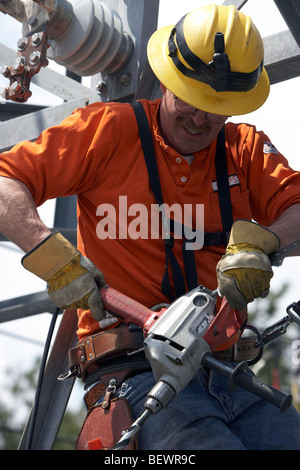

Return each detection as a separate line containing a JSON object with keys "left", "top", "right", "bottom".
{"left": 215, "top": 126, "right": 234, "bottom": 233}
{"left": 131, "top": 100, "right": 233, "bottom": 301}
{"left": 131, "top": 101, "right": 186, "bottom": 299}
{"left": 131, "top": 102, "right": 164, "bottom": 206}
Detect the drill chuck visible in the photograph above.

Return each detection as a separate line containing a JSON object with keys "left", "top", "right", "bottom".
{"left": 145, "top": 381, "right": 176, "bottom": 415}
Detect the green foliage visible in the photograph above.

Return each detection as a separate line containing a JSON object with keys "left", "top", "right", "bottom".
{"left": 0, "top": 357, "right": 86, "bottom": 450}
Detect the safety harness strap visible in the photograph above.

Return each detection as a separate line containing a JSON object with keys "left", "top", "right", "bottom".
{"left": 215, "top": 123, "right": 234, "bottom": 233}
{"left": 131, "top": 100, "right": 233, "bottom": 301}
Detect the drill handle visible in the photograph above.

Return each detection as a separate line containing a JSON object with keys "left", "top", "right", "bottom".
{"left": 231, "top": 366, "right": 292, "bottom": 412}
{"left": 99, "top": 286, "right": 159, "bottom": 329}
{"left": 203, "top": 355, "right": 292, "bottom": 413}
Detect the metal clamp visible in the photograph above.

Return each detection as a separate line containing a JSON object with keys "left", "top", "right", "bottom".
{"left": 1, "top": 29, "right": 48, "bottom": 102}
{"left": 57, "top": 366, "right": 79, "bottom": 381}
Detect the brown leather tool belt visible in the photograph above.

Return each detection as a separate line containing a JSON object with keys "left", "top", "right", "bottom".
{"left": 68, "top": 324, "right": 148, "bottom": 382}
{"left": 68, "top": 324, "right": 260, "bottom": 409}
{"left": 213, "top": 335, "right": 260, "bottom": 363}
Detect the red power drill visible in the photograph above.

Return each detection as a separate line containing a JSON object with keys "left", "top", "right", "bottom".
{"left": 99, "top": 284, "right": 292, "bottom": 449}
{"left": 100, "top": 284, "right": 245, "bottom": 351}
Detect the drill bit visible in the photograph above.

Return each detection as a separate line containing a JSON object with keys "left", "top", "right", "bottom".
{"left": 113, "top": 409, "right": 152, "bottom": 450}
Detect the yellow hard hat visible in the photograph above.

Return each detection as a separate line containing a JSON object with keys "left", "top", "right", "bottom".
{"left": 147, "top": 4, "right": 270, "bottom": 116}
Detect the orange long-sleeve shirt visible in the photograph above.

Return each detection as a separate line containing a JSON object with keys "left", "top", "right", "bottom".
{"left": 1, "top": 98, "right": 300, "bottom": 339}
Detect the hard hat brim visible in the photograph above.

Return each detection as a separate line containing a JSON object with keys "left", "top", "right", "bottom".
{"left": 147, "top": 25, "right": 270, "bottom": 116}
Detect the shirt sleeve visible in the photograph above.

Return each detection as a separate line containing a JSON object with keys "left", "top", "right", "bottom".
{"left": 0, "top": 102, "right": 118, "bottom": 207}
{"left": 231, "top": 123, "right": 300, "bottom": 226}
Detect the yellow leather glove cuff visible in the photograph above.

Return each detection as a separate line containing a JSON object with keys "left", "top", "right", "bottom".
{"left": 228, "top": 220, "right": 280, "bottom": 254}
{"left": 22, "top": 232, "right": 106, "bottom": 320}
{"left": 22, "top": 231, "right": 80, "bottom": 281}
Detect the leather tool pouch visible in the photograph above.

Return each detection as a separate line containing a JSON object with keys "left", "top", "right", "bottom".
{"left": 75, "top": 396, "right": 138, "bottom": 450}
{"left": 76, "top": 370, "right": 138, "bottom": 450}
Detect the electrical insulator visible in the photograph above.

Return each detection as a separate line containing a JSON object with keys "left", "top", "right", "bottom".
{"left": 46, "top": 0, "right": 134, "bottom": 76}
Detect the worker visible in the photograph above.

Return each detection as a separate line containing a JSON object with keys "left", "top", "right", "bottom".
{"left": 0, "top": 4, "right": 300, "bottom": 450}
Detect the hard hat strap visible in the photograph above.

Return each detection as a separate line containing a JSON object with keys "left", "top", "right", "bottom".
{"left": 168, "top": 16, "right": 263, "bottom": 92}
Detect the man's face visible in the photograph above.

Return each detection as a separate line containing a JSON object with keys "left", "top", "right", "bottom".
{"left": 159, "top": 86, "right": 228, "bottom": 155}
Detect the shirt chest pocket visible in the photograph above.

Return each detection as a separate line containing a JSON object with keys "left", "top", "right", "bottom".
{"left": 209, "top": 189, "right": 252, "bottom": 232}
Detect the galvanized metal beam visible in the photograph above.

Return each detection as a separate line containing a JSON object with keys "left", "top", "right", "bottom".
{"left": 0, "top": 101, "right": 47, "bottom": 121}
{"left": 0, "top": 290, "right": 56, "bottom": 323}
{"left": 273, "top": 0, "right": 300, "bottom": 47}
{"left": 0, "top": 0, "right": 26, "bottom": 23}
{"left": 264, "top": 30, "right": 300, "bottom": 84}
{"left": 0, "top": 95, "right": 89, "bottom": 151}
{"left": 133, "top": 59, "right": 161, "bottom": 101}
{"left": 54, "top": 197, "right": 77, "bottom": 231}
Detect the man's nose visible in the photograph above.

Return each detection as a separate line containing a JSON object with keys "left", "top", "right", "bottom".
{"left": 191, "top": 109, "right": 208, "bottom": 126}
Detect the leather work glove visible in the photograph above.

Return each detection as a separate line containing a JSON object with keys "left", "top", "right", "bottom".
{"left": 216, "top": 220, "right": 280, "bottom": 310}
{"left": 22, "top": 232, "right": 106, "bottom": 321}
